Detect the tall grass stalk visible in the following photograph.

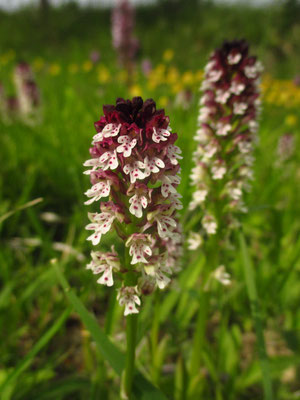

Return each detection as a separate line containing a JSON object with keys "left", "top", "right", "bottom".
{"left": 121, "top": 269, "right": 139, "bottom": 399}
{"left": 239, "top": 230, "right": 274, "bottom": 400}
{"left": 122, "top": 313, "right": 138, "bottom": 399}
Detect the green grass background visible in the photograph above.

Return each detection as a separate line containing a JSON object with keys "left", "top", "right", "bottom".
{"left": 0, "top": 1, "right": 299, "bottom": 399}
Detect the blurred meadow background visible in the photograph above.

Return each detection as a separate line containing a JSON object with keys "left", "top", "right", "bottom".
{"left": 0, "top": 0, "right": 300, "bottom": 399}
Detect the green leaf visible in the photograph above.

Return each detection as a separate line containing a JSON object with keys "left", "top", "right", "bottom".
{"left": 0, "top": 307, "right": 71, "bottom": 399}
{"left": 239, "top": 230, "right": 274, "bottom": 400}
{"left": 53, "top": 262, "right": 168, "bottom": 400}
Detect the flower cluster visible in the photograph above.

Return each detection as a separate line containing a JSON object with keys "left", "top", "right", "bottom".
{"left": 111, "top": 0, "right": 139, "bottom": 69}
{"left": 84, "top": 97, "right": 183, "bottom": 315}
{"left": 13, "top": 62, "right": 41, "bottom": 123}
{"left": 189, "top": 40, "right": 262, "bottom": 241}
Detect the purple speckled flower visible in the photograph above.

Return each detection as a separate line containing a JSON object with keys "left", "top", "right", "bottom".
{"left": 189, "top": 40, "right": 262, "bottom": 239}
{"left": 84, "top": 97, "right": 183, "bottom": 315}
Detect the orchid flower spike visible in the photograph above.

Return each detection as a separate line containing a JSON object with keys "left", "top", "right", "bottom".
{"left": 84, "top": 97, "right": 183, "bottom": 315}
{"left": 190, "top": 39, "right": 262, "bottom": 237}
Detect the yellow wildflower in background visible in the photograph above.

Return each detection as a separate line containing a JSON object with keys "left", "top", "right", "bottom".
{"left": 0, "top": 49, "right": 15, "bottom": 65}
{"left": 0, "top": 54, "right": 9, "bottom": 66}
{"left": 97, "top": 66, "right": 111, "bottom": 83}
{"left": 68, "top": 63, "right": 79, "bottom": 74}
{"left": 117, "top": 69, "right": 127, "bottom": 83}
{"left": 129, "top": 84, "right": 142, "bottom": 97}
{"left": 163, "top": 49, "right": 174, "bottom": 62}
{"left": 285, "top": 114, "right": 298, "bottom": 127}
{"left": 158, "top": 96, "right": 169, "bottom": 108}
{"left": 195, "top": 70, "right": 204, "bottom": 82}
{"left": 49, "top": 63, "right": 61, "bottom": 76}
{"left": 33, "top": 57, "right": 45, "bottom": 71}
{"left": 166, "top": 67, "right": 179, "bottom": 85}
{"left": 182, "top": 71, "right": 194, "bottom": 86}
{"left": 147, "top": 78, "right": 158, "bottom": 91}
{"left": 82, "top": 60, "right": 93, "bottom": 72}
{"left": 171, "top": 82, "right": 184, "bottom": 94}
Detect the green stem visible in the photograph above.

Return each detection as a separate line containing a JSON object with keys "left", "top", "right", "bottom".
{"left": 188, "top": 231, "right": 219, "bottom": 399}
{"left": 187, "top": 289, "right": 210, "bottom": 399}
{"left": 150, "top": 291, "right": 160, "bottom": 384}
{"left": 239, "top": 230, "right": 274, "bottom": 400}
{"left": 104, "top": 289, "right": 117, "bottom": 335}
{"left": 122, "top": 313, "right": 138, "bottom": 399}
{"left": 121, "top": 269, "right": 138, "bottom": 400}
{"left": 189, "top": 290, "right": 210, "bottom": 374}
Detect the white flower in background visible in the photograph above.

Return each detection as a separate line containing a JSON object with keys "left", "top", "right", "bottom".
{"left": 187, "top": 232, "right": 203, "bottom": 250}
{"left": 202, "top": 215, "right": 217, "bottom": 235}
{"left": 233, "top": 102, "right": 248, "bottom": 115}
{"left": 189, "top": 188, "right": 208, "bottom": 210}
{"left": 211, "top": 163, "right": 226, "bottom": 180}
{"left": 213, "top": 265, "right": 231, "bottom": 286}
{"left": 230, "top": 81, "right": 245, "bottom": 95}
{"left": 216, "top": 121, "right": 231, "bottom": 136}
{"left": 216, "top": 89, "right": 231, "bottom": 104}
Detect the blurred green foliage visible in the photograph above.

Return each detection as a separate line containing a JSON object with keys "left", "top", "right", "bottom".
{"left": 0, "top": 1, "right": 299, "bottom": 399}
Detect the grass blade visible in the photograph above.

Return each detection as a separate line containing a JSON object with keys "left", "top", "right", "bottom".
{"left": 0, "top": 197, "right": 43, "bottom": 225}
{"left": 53, "top": 262, "right": 168, "bottom": 400}
{"left": 238, "top": 230, "right": 274, "bottom": 400}
{"left": 0, "top": 307, "right": 71, "bottom": 395}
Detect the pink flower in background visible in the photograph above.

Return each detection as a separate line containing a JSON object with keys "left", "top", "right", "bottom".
{"left": 277, "top": 133, "right": 294, "bottom": 163}
{"left": 189, "top": 40, "right": 262, "bottom": 238}
{"left": 111, "top": 0, "right": 140, "bottom": 69}
{"left": 141, "top": 59, "right": 152, "bottom": 77}
{"left": 13, "top": 61, "right": 41, "bottom": 123}
{"left": 84, "top": 97, "right": 182, "bottom": 315}
{"left": 89, "top": 50, "right": 101, "bottom": 64}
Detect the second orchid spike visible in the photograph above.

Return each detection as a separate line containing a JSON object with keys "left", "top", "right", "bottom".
{"left": 189, "top": 39, "right": 262, "bottom": 237}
